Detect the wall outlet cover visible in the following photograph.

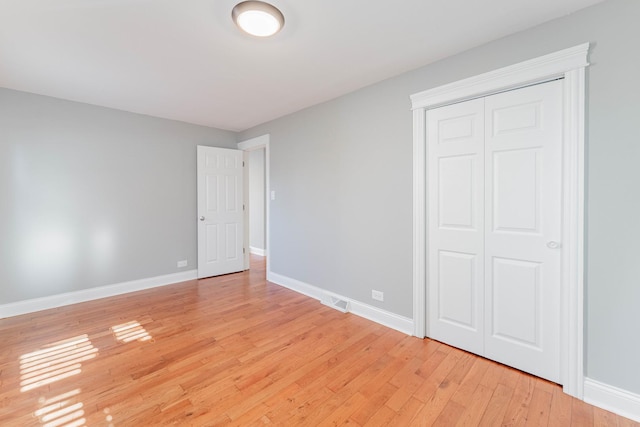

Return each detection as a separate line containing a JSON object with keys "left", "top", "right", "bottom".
{"left": 372, "top": 290, "right": 384, "bottom": 302}
{"left": 177, "top": 260, "right": 188, "bottom": 268}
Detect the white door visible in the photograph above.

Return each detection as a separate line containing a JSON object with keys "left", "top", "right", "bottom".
{"left": 427, "top": 98, "right": 485, "bottom": 357}
{"left": 484, "top": 81, "right": 562, "bottom": 382}
{"left": 197, "top": 146, "right": 244, "bottom": 278}
{"left": 427, "top": 80, "right": 563, "bottom": 383}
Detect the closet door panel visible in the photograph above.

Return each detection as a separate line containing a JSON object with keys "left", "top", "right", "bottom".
{"left": 427, "top": 99, "right": 485, "bottom": 356}
{"left": 484, "top": 80, "right": 563, "bottom": 383}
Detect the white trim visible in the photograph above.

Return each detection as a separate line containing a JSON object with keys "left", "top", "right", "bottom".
{"left": 250, "top": 246, "right": 266, "bottom": 256}
{"left": 412, "top": 108, "right": 427, "bottom": 339}
{"left": 237, "top": 134, "right": 269, "bottom": 151}
{"left": 410, "top": 43, "right": 590, "bottom": 110}
{"left": 584, "top": 378, "right": 640, "bottom": 423}
{"left": 267, "top": 271, "right": 414, "bottom": 335}
{"left": 267, "top": 271, "right": 325, "bottom": 300}
{"left": 562, "top": 67, "right": 587, "bottom": 399}
{"left": 411, "top": 43, "right": 589, "bottom": 399}
{"left": 238, "top": 135, "right": 270, "bottom": 275}
{"left": 0, "top": 270, "right": 197, "bottom": 319}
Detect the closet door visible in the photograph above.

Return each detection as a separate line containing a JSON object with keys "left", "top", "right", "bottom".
{"left": 427, "top": 98, "right": 485, "bottom": 356}
{"left": 426, "top": 80, "right": 563, "bottom": 384}
{"left": 484, "top": 81, "right": 562, "bottom": 383}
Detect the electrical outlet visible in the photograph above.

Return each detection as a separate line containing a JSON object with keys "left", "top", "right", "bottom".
{"left": 372, "top": 290, "right": 384, "bottom": 302}
{"left": 177, "top": 260, "right": 188, "bottom": 268}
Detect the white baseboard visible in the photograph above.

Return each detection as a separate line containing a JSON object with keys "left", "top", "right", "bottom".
{"left": 0, "top": 269, "right": 198, "bottom": 319}
{"left": 266, "top": 271, "right": 414, "bottom": 335}
{"left": 250, "top": 246, "right": 266, "bottom": 256}
{"left": 267, "top": 272, "right": 324, "bottom": 300}
{"left": 584, "top": 378, "right": 640, "bottom": 422}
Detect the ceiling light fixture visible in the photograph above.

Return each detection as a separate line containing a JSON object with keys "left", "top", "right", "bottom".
{"left": 232, "top": 1, "right": 284, "bottom": 37}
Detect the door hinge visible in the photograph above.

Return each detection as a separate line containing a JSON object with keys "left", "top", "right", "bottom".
{"left": 243, "top": 161, "right": 245, "bottom": 167}
{"left": 243, "top": 248, "right": 245, "bottom": 254}
{"left": 243, "top": 204, "right": 245, "bottom": 211}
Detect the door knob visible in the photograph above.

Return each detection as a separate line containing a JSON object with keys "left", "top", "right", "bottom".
{"left": 547, "top": 241, "right": 560, "bottom": 249}
{"left": 199, "top": 216, "right": 205, "bottom": 221}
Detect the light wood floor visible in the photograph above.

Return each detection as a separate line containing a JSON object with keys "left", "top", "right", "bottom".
{"left": 0, "top": 256, "right": 637, "bottom": 426}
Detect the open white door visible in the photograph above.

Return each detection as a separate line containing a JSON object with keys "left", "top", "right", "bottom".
{"left": 197, "top": 146, "right": 244, "bottom": 278}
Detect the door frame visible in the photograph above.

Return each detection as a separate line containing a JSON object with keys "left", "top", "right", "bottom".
{"left": 411, "top": 43, "right": 589, "bottom": 398}
{"left": 237, "top": 134, "right": 270, "bottom": 272}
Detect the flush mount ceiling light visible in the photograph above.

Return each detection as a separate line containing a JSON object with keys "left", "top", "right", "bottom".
{"left": 232, "top": 1, "right": 284, "bottom": 37}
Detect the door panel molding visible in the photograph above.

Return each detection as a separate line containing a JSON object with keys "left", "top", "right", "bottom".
{"left": 411, "top": 43, "right": 589, "bottom": 398}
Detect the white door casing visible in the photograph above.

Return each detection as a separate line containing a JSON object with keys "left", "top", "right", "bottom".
{"left": 412, "top": 44, "right": 588, "bottom": 397}
{"left": 197, "top": 146, "right": 244, "bottom": 278}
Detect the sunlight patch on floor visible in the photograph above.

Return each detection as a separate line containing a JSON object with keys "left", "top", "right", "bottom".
{"left": 33, "top": 389, "right": 85, "bottom": 427}
{"left": 19, "top": 335, "right": 98, "bottom": 392}
{"left": 111, "top": 321, "right": 152, "bottom": 343}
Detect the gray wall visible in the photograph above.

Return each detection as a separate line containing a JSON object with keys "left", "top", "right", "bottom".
{"left": 249, "top": 148, "right": 266, "bottom": 251}
{"left": 0, "top": 88, "right": 237, "bottom": 304}
{"left": 239, "top": 0, "right": 640, "bottom": 395}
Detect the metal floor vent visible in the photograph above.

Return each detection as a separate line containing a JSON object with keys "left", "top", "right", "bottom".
{"left": 321, "top": 294, "right": 350, "bottom": 313}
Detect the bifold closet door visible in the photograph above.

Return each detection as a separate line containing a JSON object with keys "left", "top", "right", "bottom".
{"left": 427, "top": 80, "right": 563, "bottom": 383}
{"left": 483, "top": 81, "right": 562, "bottom": 383}
{"left": 427, "top": 98, "right": 485, "bottom": 357}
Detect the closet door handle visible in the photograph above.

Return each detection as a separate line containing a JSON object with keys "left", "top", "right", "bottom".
{"left": 546, "top": 241, "right": 560, "bottom": 249}
{"left": 199, "top": 216, "right": 205, "bottom": 221}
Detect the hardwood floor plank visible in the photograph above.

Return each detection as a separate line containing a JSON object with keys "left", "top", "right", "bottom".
{"left": 502, "top": 373, "right": 536, "bottom": 426}
{"left": 389, "top": 397, "right": 425, "bottom": 425}
{"left": 317, "top": 391, "right": 366, "bottom": 427}
{"left": 455, "top": 384, "right": 493, "bottom": 426}
{"left": 349, "top": 382, "right": 398, "bottom": 425}
{"left": 413, "top": 349, "right": 462, "bottom": 403}
{"left": 525, "top": 387, "right": 553, "bottom": 426}
{"left": 432, "top": 399, "right": 466, "bottom": 426}
{"left": 450, "top": 357, "right": 491, "bottom": 407}
{"left": 1, "top": 255, "right": 638, "bottom": 426}
{"left": 572, "top": 396, "right": 595, "bottom": 425}
{"left": 478, "top": 383, "right": 515, "bottom": 426}
{"left": 363, "top": 404, "right": 396, "bottom": 427}
{"left": 547, "top": 385, "right": 573, "bottom": 427}
{"left": 593, "top": 405, "right": 619, "bottom": 427}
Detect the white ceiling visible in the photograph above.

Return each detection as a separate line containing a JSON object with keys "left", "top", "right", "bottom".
{"left": 0, "top": 0, "right": 604, "bottom": 131}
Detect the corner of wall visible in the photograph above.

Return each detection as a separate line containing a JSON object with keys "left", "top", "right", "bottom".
{"left": 266, "top": 270, "right": 414, "bottom": 336}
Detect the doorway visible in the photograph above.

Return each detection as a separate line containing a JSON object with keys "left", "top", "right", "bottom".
{"left": 238, "top": 134, "right": 271, "bottom": 273}
{"left": 248, "top": 148, "right": 266, "bottom": 257}
{"left": 411, "top": 44, "right": 588, "bottom": 397}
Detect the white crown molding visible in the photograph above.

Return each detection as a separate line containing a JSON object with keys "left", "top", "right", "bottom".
{"left": 0, "top": 270, "right": 197, "bottom": 319}
{"left": 410, "top": 43, "right": 589, "bottom": 110}
{"left": 267, "top": 271, "right": 414, "bottom": 335}
{"left": 237, "top": 134, "right": 270, "bottom": 151}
